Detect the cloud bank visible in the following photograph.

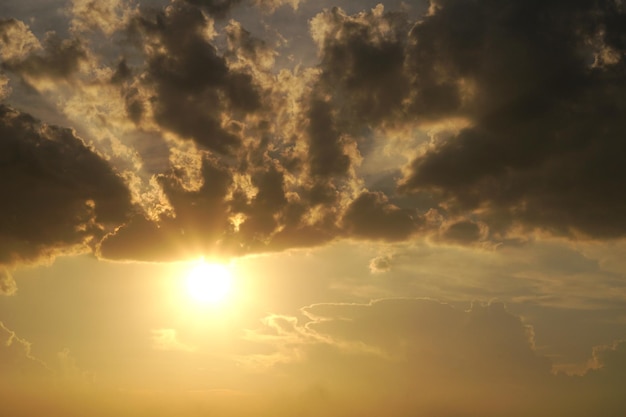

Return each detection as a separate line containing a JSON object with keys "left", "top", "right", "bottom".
{"left": 1, "top": 0, "right": 625, "bottom": 266}
{"left": 243, "top": 298, "right": 626, "bottom": 417}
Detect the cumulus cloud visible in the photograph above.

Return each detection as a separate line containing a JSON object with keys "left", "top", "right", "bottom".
{"left": 126, "top": 0, "right": 260, "bottom": 153}
{"left": 68, "top": 0, "right": 130, "bottom": 35}
{"left": 0, "top": 18, "right": 41, "bottom": 62}
{"left": 0, "top": 105, "right": 133, "bottom": 267}
{"left": 342, "top": 191, "right": 420, "bottom": 241}
{"left": 310, "top": 0, "right": 626, "bottom": 241}
{"left": 182, "top": 0, "right": 243, "bottom": 18}
{"left": 1, "top": 0, "right": 626, "bottom": 265}
{"left": 2, "top": 30, "right": 87, "bottom": 82}
{"left": 397, "top": 0, "right": 626, "bottom": 240}
{"left": 253, "top": 0, "right": 300, "bottom": 13}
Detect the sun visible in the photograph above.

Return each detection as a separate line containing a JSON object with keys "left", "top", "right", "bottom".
{"left": 185, "top": 262, "right": 232, "bottom": 305}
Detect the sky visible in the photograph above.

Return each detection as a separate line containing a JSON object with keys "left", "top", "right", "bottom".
{"left": 1, "top": 0, "right": 626, "bottom": 415}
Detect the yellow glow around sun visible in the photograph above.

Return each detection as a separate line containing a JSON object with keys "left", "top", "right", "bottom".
{"left": 185, "top": 262, "right": 232, "bottom": 305}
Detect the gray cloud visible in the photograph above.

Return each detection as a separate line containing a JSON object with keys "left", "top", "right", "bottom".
{"left": 437, "top": 219, "right": 485, "bottom": 245}
{"left": 342, "top": 191, "right": 420, "bottom": 241}
{"left": 309, "top": 1, "right": 626, "bottom": 242}
{"left": 0, "top": 105, "right": 133, "bottom": 267}
{"left": 2, "top": 0, "right": 626, "bottom": 265}
{"left": 98, "top": 156, "right": 232, "bottom": 261}
{"left": 397, "top": 0, "right": 626, "bottom": 240}
{"left": 311, "top": 5, "right": 411, "bottom": 126}
{"left": 1, "top": 29, "right": 86, "bottom": 81}
{"left": 126, "top": 0, "right": 260, "bottom": 153}
{"left": 183, "top": 0, "right": 242, "bottom": 18}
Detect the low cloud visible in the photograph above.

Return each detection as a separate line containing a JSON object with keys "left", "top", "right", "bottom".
{"left": 0, "top": 321, "right": 50, "bottom": 376}
{"left": 244, "top": 298, "right": 626, "bottom": 416}
{"left": 0, "top": 105, "right": 133, "bottom": 267}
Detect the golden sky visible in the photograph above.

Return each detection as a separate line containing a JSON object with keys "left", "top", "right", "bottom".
{"left": 1, "top": 0, "right": 626, "bottom": 416}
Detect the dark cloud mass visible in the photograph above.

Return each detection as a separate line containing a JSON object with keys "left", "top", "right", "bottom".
{"left": 312, "top": 0, "right": 626, "bottom": 239}
{"left": 1, "top": 0, "right": 626, "bottom": 264}
{"left": 0, "top": 105, "right": 132, "bottom": 266}
{"left": 183, "top": 0, "right": 242, "bottom": 18}
{"left": 397, "top": 0, "right": 626, "bottom": 239}
{"left": 343, "top": 191, "right": 419, "bottom": 241}
{"left": 128, "top": 0, "right": 260, "bottom": 153}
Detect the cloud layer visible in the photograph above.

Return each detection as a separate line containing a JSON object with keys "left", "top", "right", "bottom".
{"left": 1, "top": 0, "right": 625, "bottom": 266}
{"left": 243, "top": 298, "right": 626, "bottom": 417}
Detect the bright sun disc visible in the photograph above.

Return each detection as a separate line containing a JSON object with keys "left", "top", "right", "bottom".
{"left": 185, "top": 263, "right": 232, "bottom": 304}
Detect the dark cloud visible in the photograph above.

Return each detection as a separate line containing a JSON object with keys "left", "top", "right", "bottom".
{"left": 225, "top": 20, "right": 276, "bottom": 70}
{"left": 99, "top": 152, "right": 338, "bottom": 260}
{"left": 0, "top": 105, "right": 133, "bottom": 266}
{"left": 397, "top": 0, "right": 626, "bottom": 239}
{"left": 110, "top": 58, "right": 132, "bottom": 84}
{"left": 312, "top": 6, "right": 411, "bottom": 126}
{"left": 98, "top": 156, "right": 232, "bottom": 261}
{"left": 342, "top": 191, "right": 420, "bottom": 241}
{"left": 438, "top": 219, "right": 484, "bottom": 245}
{"left": 127, "top": 0, "right": 261, "bottom": 153}
{"left": 1, "top": 28, "right": 86, "bottom": 81}
{"left": 306, "top": 98, "right": 351, "bottom": 178}
{"left": 3, "top": 0, "right": 626, "bottom": 265}
{"left": 310, "top": 1, "right": 626, "bottom": 241}
{"left": 183, "top": 0, "right": 242, "bottom": 18}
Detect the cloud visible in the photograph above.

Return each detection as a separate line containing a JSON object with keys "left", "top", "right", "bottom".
{"left": 151, "top": 329, "right": 196, "bottom": 352}
{"left": 68, "top": 0, "right": 130, "bottom": 35}
{"left": 182, "top": 0, "right": 243, "bottom": 19}
{"left": 0, "top": 268, "right": 17, "bottom": 296}
{"left": 126, "top": 0, "right": 260, "bottom": 153}
{"left": 310, "top": 5, "right": 411, "bottom": 126}
{"left": 2, "top": 0, "right": 626, "bottom": 265}
{"left": 253, "top": 0, "right": 300, "bottom": 13}
{"left": 244, "top": 298, "right": 626, "bottom": 416}
{"left": 397, "top": 0, "right": 626, "bottom": 240}
{"left": 342, "top": 191, "right": 420, "bottom": 241}
{"left": 2, "top": 30, "right": 87, "bottom": 82}
{"left": 0, "top": 18, "right": 41, "bottom": 63}
{"left": 245, "top": 299, "right": 551, "bottom": 376}
{"left": 0, "top": 105, "right": 133, "bottom": 267}
{"left": 309, "top": 1, "right": 626, "bottom": 241}
{"left": 0, "top": 321, "right": 50, "bottom": 376}
{"left": 369, "top": 254, "right": 391, "bottom": 273}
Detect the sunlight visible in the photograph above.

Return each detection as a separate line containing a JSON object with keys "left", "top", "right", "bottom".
{"left": 185, "top": 262, "right": 232, "bottom": 305}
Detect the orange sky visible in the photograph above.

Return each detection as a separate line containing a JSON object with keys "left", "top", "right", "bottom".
{"left": 1, "top": 0, "right": 626, "bottom": 416}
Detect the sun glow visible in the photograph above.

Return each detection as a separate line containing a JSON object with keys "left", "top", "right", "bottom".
{"left": 185, "top": 262, "right": 232, "bottom": 305}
